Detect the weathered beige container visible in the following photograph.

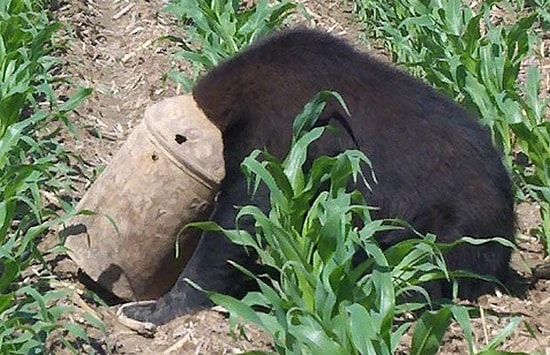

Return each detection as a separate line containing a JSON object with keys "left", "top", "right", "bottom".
{"left": 63, "top": 95, "right": 225, "bottom": 301}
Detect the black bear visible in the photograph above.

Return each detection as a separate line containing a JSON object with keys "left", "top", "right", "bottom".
{"left": 121, "top": 28, "right": 515, "bottom": 324}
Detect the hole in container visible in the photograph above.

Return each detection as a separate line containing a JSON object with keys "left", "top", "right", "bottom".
{"left": 175, "top": 134, "right": 187, "bottom": 144}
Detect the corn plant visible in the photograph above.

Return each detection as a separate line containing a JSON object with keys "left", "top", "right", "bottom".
{"left": 164, "top": 0, "right": 295, "bottom": 90}
{"left": 0, "top": 0, "right": 59, "bottom": 136}
{"left": 353, "top": 0, "right": 550, "bottom": 253}
{"left": 184, "top": 92, "right": 521, "bottom": 354}
{"left": 523, "top": 0, "right": 550, "bottom": 28}
{"left": 0, "top": 0, "right": 99, "bottom": 352}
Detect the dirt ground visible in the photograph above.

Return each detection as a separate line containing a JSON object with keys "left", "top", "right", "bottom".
{"left": 45, "top": 0, "right": 550, "bottom": 353}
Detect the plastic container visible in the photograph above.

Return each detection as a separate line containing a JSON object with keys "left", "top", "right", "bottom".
{"left": 63, "top": 95, "right": 225, "bottom": 300}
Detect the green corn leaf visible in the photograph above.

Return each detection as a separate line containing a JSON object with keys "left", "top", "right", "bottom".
{"left": 411, "top": 307, "right": 452, "bottom": 355}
